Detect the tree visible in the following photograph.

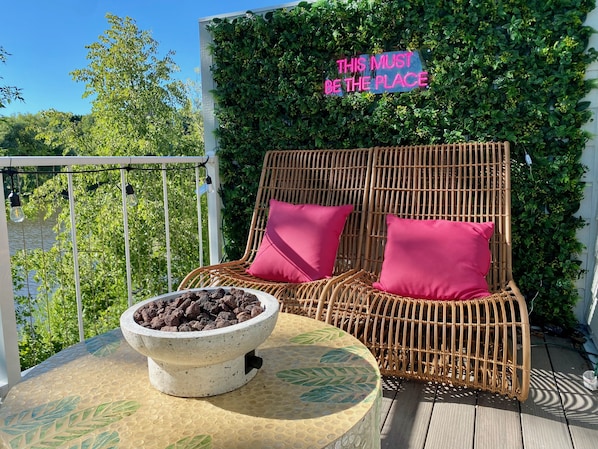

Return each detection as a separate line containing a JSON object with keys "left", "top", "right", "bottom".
{"left": 15, "top": 14, "right": 205, "bottom": 369}
{"left": 70, "top": 14, "right": 194, "bottom": 157}
{"left": 0, "top": 47, "right": 23, "bottom": 109}
{"left": 0, "top": 113, "right": 70, "bottom": 157}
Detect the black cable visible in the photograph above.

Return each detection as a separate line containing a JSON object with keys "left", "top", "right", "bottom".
{"left": 1, "top": 161, "right": 208, "bottom": 177}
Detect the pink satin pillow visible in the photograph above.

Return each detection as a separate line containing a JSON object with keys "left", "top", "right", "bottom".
{"left": 247, "top": 199, "right": 353, "bottom": 283}
{"left": 373, "top": 216, "right": 494, "bottom": 300}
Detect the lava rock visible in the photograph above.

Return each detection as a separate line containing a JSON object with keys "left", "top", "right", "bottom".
{"left": 134, "top": 288, "right": 265, "bottom": 332}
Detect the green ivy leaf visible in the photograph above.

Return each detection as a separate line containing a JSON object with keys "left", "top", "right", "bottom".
{"left": 209, "top": 0, "right": 598, "bottom": 328}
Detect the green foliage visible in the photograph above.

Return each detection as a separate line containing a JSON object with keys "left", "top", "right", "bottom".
{"left": 0, "top": 113, "right": 68, "bottom": 196}
{"left": 70, "top": 14, "right": 192, "bottom": 157}
{"left": 13, "top": 165, "right": 205, "bottom": 369}
{"left": 208, "top": 0, "right": 598, "bottom": 328}
{"left": 0, "top": 113, "right": 67, "bottom": 157}
{"left": 8, "top": 14, "right": 205, "bottom": 369}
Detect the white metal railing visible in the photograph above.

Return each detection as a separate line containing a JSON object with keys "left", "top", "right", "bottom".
{"left": 0, "top": 155, "right": 222, "bottom": 396}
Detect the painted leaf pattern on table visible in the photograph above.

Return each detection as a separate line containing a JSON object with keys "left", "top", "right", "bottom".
{"left": 2, "top": 395, "right": 213, "bottom": 449}
{"left": 300, "top": 384, "right": 378, "bottom": 403}
{"left": 276, "top": 366, "right": 378, "bottom": 386}
{"left": 278, "top": 328, "right": 379, "bottom": 404}
{"left": 1, "top": 396, "right": 80, "bottom": 435}
{"left": 85, "top": 330, "right": 122, "bottom": 357}
{"left": 2, "top": 396, "right": 139, "bottom": 449}
{"left": 289, "top": 327, "right": 346, "bottom": 344}
{"left": 65, "top": 431, "right": 120, "bottom": 449}
{"left": 165, "top": 435, "right": 212, "bottom": 449}
{"left": 319, "top": 345, "right": 370, "bottom": 363}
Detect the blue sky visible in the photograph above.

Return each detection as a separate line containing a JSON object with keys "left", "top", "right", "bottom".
{"left": 1, "top": 0, "right": 298, "bottom": 116}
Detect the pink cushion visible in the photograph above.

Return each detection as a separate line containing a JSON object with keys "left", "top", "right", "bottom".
{"left": 372, "top": 216, "right": 494, "bottom": 300}
{"left": 247, "top": 199, "right": 353, "bottom": 283}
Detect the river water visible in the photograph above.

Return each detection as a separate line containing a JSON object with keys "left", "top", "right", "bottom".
{"left": 7, "top": 215, "right": 57, "bottom": 297}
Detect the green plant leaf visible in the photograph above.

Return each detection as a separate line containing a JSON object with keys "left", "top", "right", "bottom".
{"left": 575, "top": 101, "right": 591, "bottom": 111}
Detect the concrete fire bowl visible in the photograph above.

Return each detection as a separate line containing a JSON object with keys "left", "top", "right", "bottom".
{"left": 120, "top": 287, "right": 279, "bottom": 397}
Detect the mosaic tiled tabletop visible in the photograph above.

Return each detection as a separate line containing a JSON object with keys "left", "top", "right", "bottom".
{"left": 0, "top": 313, "right": 381, "bottom": 449}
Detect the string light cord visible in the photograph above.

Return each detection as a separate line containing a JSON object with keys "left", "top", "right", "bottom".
{"left": 1, "top": 157, "right": 212, "bottom": 220}
{"left": 527, "top": 279, "right": 541, "bottom": 315}
{"left": 0, "top": 157, "right": 209, "bottom": 177}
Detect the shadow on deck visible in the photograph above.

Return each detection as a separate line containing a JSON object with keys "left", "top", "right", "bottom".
{"left": 380, "top": 334, "right": 598, "bottom": 449}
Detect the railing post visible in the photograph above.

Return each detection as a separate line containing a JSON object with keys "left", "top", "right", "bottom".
{"left": 0, "top": 155, "right": 217, "bottom": 388}
{"left": 120, "top": 167, "right": 134, "bottom": 307}
{"left": 67, "top": 169, "right": 85, "bottom": 342}
{"left": 205, "top": 155, "right": 223, "bottom": 265}
{"left": 200, "top": 21, "right": 224, "bottom": 265}
{"left": 161, "top": 164, "right": 173, "bottom": 291}
{"left": 0, "top": 171, "right": 22, "bottom": 395}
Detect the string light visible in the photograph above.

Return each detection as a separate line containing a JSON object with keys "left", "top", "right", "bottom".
{"left": 2, "top": 158, "right": 212, "bottom": 215}
{"left": 123, "top": 166, "right": 139, "bottom": 207}
{"left": 125, "top": 183, "right": 138, "bottom": 207}
{"left": 205, "top": 175, "right": 214, "bottom": 194}
{"left": 1, "top": 157, "right": 208, "bottom": 177}
{"left": 8, "top": 191, "right": 24, "bottom": 223}
{"left": 5, "top": 169, "right": 25, "bottom": 223}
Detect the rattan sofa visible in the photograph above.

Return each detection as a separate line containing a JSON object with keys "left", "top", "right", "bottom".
{"left": 179, "top": 142, "right": 531, "bottom": 401}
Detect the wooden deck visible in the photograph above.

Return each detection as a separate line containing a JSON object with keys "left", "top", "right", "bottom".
{"left": 380, "top": 334, "right": 598, "bottom": 449}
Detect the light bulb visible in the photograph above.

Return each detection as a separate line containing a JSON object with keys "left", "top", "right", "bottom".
{"left": 125, "top": 183, "right": 138, "bottom": 207}
{"left": 8, "top": 191, "right": 25, "bottom": 223}
{"left": 205, "top": 175, "right": 214, "bottom": 194}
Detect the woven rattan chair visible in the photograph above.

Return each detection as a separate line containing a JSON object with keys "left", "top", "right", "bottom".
{"left": 178, "top": 148, "right": 373, "bottom": 317}
{"left": 324, "top": 142, "right": 531, "bottom": 401}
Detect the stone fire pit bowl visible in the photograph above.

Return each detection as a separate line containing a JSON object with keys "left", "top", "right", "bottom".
{"left": 120, "top": 287, "right": 279, "bottom": 398}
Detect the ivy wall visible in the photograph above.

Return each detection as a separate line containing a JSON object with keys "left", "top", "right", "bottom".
{"left": 206, "top": 0, "right": 598, "bottom": 328}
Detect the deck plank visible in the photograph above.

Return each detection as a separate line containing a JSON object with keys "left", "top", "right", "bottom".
{"left": 379, "top": 335, "right": 594, "bottom": 449}
{"left": 381, "top": 380, "right": 436, "bottom": 449}
{"left": 380, "top": 376, "right": 400, "bottom": 433}
{"left": 545, "top": 335, "right": 598, "bottom": 449}
{"left": 520, "top": 336, "right": 574, "bottom": 449}
{"left": 474, "top": 392, "right": 523, "bottom": 449}
{"left": 423, "top": 385, "right": 477, "bottom": 449}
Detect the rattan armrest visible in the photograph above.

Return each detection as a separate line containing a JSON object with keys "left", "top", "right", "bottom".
{"left": 178, "top": 262, "right": 360, "bottom": 319}
{"left": 324, "top": 270, "right": 531, "bottom": 401}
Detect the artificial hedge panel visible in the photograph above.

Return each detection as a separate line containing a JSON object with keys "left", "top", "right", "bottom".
{"left": 208, "top": 0, "right": 598, "bottom": 328}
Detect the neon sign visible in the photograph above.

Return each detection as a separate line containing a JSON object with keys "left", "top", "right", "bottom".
{"left": 324, "top": 50, "right": 428, "bottom": 95}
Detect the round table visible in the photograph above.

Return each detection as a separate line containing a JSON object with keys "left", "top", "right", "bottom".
{"left": 0, "top": 313, "right": 381, "bottom": 449}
